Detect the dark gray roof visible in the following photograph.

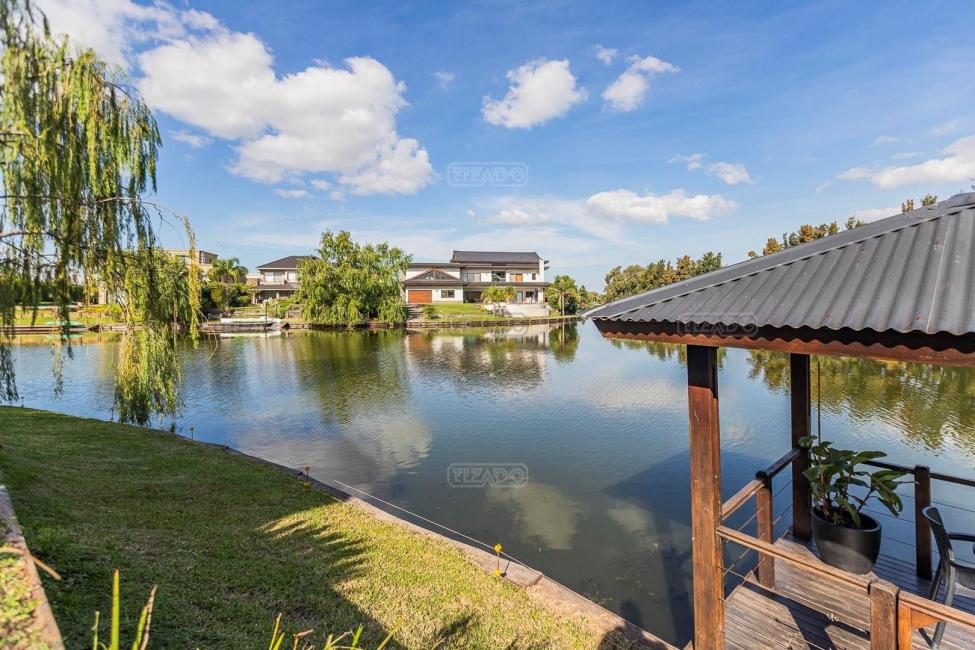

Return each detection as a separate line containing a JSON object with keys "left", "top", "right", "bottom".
{"left": 408, "top": 262, "right": 462, "bottom": 268}
{"left": 588, "top": 193, "right": 975, "bottom": 336}
{"left": 256, "top": 255, "right": 313, "bottom": 270}
{"left": 450, "top": 250, "right": 541, "bottom": 263}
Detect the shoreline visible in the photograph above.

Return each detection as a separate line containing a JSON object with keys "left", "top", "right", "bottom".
{"left": 1, "top": 406, "right": 669, "bottom": 649}
{"left": 6, "top": 314, "right": 582, "bottom": 336}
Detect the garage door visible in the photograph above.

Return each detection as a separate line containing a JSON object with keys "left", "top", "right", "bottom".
{"left": 408, "top": 289, "right": 432, "bottom": 303}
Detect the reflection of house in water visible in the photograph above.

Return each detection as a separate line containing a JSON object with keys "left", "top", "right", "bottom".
{"left": 402, "top": 324, "right": 563, "bottom": 388}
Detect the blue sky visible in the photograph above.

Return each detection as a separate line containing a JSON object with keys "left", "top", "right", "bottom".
{"left": 43, "top": 0, "right": 975, "bottom": 288}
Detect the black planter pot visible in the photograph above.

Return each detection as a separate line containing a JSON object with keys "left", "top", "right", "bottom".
{"left": 811, "top": 509, "right": 881, "bottom": 574}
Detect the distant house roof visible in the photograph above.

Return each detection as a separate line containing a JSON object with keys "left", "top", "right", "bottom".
{"left": 450, "top": 251, "right": 541, "bottom": 264}
{"left": 407, "top": 262, "right": 462, "bottom": 268}
{"left": 256, "top": 255, "right": 313, "bottom": 270}
{"left": 588, "top": 193, "right": 975, "bottom": 337}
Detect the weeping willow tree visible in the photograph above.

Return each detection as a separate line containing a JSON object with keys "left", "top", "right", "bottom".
{"left": 0, "top": 0, "right": 200, "bottom": 425}
{"left": 297, "top": 230, "right": 410, "bottom": 326}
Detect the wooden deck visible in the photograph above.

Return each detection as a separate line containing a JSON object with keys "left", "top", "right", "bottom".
{"left": 724, "top": 535, "right": 975, "bottom": 649}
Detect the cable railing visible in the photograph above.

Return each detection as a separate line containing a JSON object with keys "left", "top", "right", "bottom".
{"left": 716, "top": 447, "right": 975, "bottom": 649}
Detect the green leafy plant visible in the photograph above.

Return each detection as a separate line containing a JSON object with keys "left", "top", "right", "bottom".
{"left": 91, "top": 570, "right": 156, "bottom": 650}
{"left": 799, "top": 435, "right": 906, "bottom": 528}
{"left": 421, "top": 304, "right": 437, "bottom": 320}
{"left": 90, "top": 572, "right": 395, "bottom": 650}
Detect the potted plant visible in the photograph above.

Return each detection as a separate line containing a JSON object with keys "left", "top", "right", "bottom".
{"left": 799, "top": 435, "right": 906, "bottom": 574}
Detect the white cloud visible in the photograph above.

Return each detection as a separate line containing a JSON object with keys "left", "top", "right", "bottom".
{"left": 670, "top": 153, "right": 705, "bottom": 170}
{"left": 593, "top": 45, "right": 618, "bottom": 65}
{"left": 838, "top": 135, "right": 975, "bottom": 189}
{"left": 707, "top": 161, "right": 753, "bottom": 185}
{"left": 480, "top": 189, "right": 736, "bottom": 236}
{"left": 849, "top": 206, "right": 898, "bottom": 222}
{"left": 273, "top": 189, "right": 311, "bottom": 199}
{"left": 38, "top": 0, "right": 193, "bottom": 67}
{"left": 433, "top": 71, "right": 456, "bottom": 89}
{"left": 310, "top": 179, "right": 331, "bottom": 191}
{"left": 482, "top": 59, "right": 586, "bottom": 129}
{"left": 891, "top": 151, "right": 924, "bottom": 160}
{"left": 170, "top": 130, "right": 213, "bottom": 149}
{"left": 587, "top": 188, "right": 736, "bottom": 223}
{"left": 872, "top": 135, "right": 899, "bottom": 145}
{"left": 670, "top": 153, "right": 753, "bottom": 185}
{"left": 42, "top": 1, "right": 433, "bottom": 196}
{"left": 602, "top": 54, "right": 679, "bottom": 112}
{"left": 931, "top": 119, "right": 965, "bottom": 136}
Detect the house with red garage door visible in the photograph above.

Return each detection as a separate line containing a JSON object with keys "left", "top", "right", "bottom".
{"left": 401, "top": 251, "right": 549, "bottom": 306}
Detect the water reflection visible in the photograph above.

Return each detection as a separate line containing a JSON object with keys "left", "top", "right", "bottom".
{"left": 8, "top": 321, "right": 975, "bottom": 647}
{"left": 747, "top": 350, "right": 975, "bottom": 453}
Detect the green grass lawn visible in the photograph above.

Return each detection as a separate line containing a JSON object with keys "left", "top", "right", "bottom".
{"left": 419, "top": 303, "right": 523, "bottom": 321}
{"left": 0, "top": 408, "right": 620, "bottom": 649}
{"left": 12, "top": 308, "right": 116, "bottom": 327}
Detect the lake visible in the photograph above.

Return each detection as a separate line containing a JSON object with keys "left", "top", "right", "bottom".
{"left": 8, "top": 322, "right": 975, "bottom": 645}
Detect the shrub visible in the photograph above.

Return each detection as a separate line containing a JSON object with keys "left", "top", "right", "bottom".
{"left": 422, "top": 304, "right": 437, "bottom": 320}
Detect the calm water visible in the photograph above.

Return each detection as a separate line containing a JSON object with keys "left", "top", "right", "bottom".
{"left": 8, "top": 323, "right": 975, "bottom": 645}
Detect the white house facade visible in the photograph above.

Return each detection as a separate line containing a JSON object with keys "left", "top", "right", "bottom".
{"left": 252, "top": 255, "right": 314, "bottom": 302}
{"left": 401, "top": 251, "right": 549, "bottom": 306}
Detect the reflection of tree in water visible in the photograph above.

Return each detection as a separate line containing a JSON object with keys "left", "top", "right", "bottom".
{"left": 748, "top": 350, "right": 975, "bottom": 453}
{"left": 548, "top": 322, "right": 579, "bottom": 363}
{"left": 293, "top": 330, "right": 411, "bottom": 424}
{"left": 405, "top": 327, "right": 548, "bottom": 389}
{"left": 608, "top": 338, "right": 727, "bottom": 367}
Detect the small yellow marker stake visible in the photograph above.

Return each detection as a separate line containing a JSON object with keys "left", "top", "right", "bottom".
{"left": 493, "top": 543, "right": 503, "bottom": 577}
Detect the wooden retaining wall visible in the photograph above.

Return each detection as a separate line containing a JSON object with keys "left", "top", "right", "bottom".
{"left": 0, "top": 486, "right": 64, "bottom": 650}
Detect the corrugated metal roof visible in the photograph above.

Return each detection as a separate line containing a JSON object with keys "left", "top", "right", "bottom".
{"left": 587, "top": 193, "right": 975, "bottom": 336}
{"left": 450, "top": 250, "right": 541, "bottom": 263}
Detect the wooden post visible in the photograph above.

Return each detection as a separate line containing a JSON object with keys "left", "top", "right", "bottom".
{"left": 897, "top": 602, "right": 913, "bottom": 650}
{"left": 869, "top": 579, "right": 899, "bottom": 650}
{"left": 687, "top": 345, "right": 723, "bottom": 650}
{"left": 914, "top": 465, "right": 932, "bottom": 580}
{"left": 756, "top": 475, "right": 775, "bottom": 588}
{"left": 790, "top": 353, "right": 812, "bottom": 540}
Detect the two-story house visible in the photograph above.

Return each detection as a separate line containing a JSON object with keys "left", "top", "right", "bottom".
{"left": 401, "top": 251, "right": 549, "bottom": 307}
{"left": 166, "top": 249, "right": 219, "bottom": 276}
{"left": 254, "top": 255, "right": 313, "bottom": 302}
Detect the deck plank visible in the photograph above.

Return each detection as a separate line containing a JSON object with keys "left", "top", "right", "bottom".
{"left": 723, "top": 534, "right": 975, "bottom": 649}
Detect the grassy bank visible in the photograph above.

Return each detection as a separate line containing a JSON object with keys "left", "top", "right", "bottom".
{"left": 0, "top": 408, "right": 617, "bottom": 649}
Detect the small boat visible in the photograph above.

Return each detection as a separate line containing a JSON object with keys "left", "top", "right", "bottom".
{"left": 41, "top": 319, "right": 87, "bottom": 331}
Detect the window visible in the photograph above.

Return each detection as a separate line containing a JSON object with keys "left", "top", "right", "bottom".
{"left": 464, "top": 273, "right": 479, "bottom": 282}
{"left": 531, "top": 273, "right": 537, "bottom": 280}
{"left": 442, "top": 289, "right": 455, "bottom": 299}
{"left": 491, "top": 271, "right": 506, "bottom": 282}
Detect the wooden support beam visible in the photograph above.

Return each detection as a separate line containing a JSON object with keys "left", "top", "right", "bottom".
{"left": 756, "top": 475, "right": 775, "bottom": 588}
{"left": 914, "top": 465, "right": 932, "bottom": 580}
{"left": 790, "top": 353, "right": 812, "bottom": 540}
{"left": 870, "top": 579, "right": 899, "bottom": 650}
{"left": 687, "top": 345, "right": 723, "bottom": 650}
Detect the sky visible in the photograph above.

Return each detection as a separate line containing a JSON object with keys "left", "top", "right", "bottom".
{"left": 39, "top": 0, "right": 975, "bottom": 288}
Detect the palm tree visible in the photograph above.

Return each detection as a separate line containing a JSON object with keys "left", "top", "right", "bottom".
{"left": 546, "top": 275, "right": 579, "bottom": 315}
{"left": 209, "top": 257, "right": 248, "bottom": 283}
{"left": 481, "top": 285, "right": 515, "bottom": 316}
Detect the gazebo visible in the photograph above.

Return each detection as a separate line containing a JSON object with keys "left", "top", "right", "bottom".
{"left": 587, "top": 192, "right": 975, "bottom": 649}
